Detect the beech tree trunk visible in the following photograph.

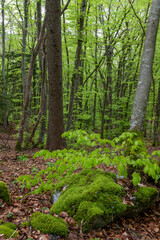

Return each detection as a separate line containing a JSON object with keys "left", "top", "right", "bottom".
{"left": 130, "top": 0, "right": 160, "bottom": 131}
{"left": 45, "top": 0, "right": 65, "bottom": 150}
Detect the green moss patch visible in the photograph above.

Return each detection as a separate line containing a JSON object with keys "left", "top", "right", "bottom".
{"left": 50, "top": 169, "right": 128, "bottom": 231}
{"left": 0, "top": 181, "right": 11, "bottom": 204}
{"left": 50, "top": 169, "right": 158, "bottom": 232}
{"left": 0, "top": 225, "right": 18, "bottom": 239}
{"left": 134, "top": 187, "right": 158, "bottom": 206}
{"left": 30, "top": 212, "right": 68, "bottom": 237}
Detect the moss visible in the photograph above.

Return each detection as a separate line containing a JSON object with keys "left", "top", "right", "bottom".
{"left": 30, "top": 212, "right": 68, "bottom": 237}
{"left": 21, "top": 221, "right": 30, "bottom": 227}
{"left": 0, "top": 181, "right": 11, "bottom": 204}
{"left": 134, "top": 187, "right": 158, "bottom": 205}
{"left": 50, "top": 169, "right": 128, "bottom": 231}
{"left": 2, "top": 222, "right": 17, "bottom": 230}
{"left": 15, "top": 140, "right": 22, "bottom": 151}
{"left": 0, "top": 225, "right": 18, "bottom": 239}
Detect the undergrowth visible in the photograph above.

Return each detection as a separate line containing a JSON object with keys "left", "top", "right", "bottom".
{"left": 17, "top": 130, "right": 160, "bottom": 194}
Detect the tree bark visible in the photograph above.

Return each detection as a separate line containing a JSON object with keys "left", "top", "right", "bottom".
{"left": 45, "top": 0, "right": 65, "bottom": 150}
{"left": 21, "top": 0, "right": 29, "bottom": 102}
{"left": 66, "top": 0, "right": 87, "bottom": 131}
{"left": 130, "top": 0, "right": 160, "bottom": 131}
{"left": 2, "top": 0, "right": 7, "bottom": 130}
{"left": 15, "top": 15, "right": 47, "bottom": 150}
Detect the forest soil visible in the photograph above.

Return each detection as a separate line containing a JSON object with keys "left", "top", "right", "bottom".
{"left": 0, "top": 126, "right": 160, "bottom": 240}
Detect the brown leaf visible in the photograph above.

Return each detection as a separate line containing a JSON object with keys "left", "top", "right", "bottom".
{"left": 121, "top": 232, "right": 129, "bottom": 240}
{"left": 154, "top": 227, "right": 159, "bottom": 233}
{"left": 59, "top": 211, "right": 68, "bottom": 218}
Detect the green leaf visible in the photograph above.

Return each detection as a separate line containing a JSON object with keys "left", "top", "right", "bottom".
{"left": 132, "top": 172, "right": 141, "bottom": 186}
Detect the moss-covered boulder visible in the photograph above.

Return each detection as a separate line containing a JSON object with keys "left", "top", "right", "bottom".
{"left": 0, "top": 181, "right": 11, "bottom": 204}
{"left": 125, "top": 186, "right": 159, "bottom": 217}
{"left": 30, "top": 212, "right": 68, "bottom": 237}
{"left": 50, "top": 169, "right": 128, "bottom": 231}
{"left": 50, "top": 169, "right": 158, "bottom": 232}
{"left": 0, "top": 221, "right": 17, "bottom": 239}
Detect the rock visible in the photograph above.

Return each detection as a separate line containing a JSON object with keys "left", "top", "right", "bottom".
{"left": 50, "top": 169, "right": 158, "bottom": 232}
{"left": 30, "top": 212, "right": 68, "bottom": 238}
{"left": 0, "top": 181, "right": 11, "bottom": 204}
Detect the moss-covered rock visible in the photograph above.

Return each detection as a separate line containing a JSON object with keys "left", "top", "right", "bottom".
{"left": 50, "top": 169, "right": 128, "bottom": 231}
{"left": 0, "top": 181, "right": 11, "bottom": 204}
{"left": 123, "top": 186, "right": 159, "bottom": 218}
{"left": 134, "top": 187, "right": 158, "bottom": 206}
{"left": 50, "top": 169, "right": 158, "bottom": 232}
{"left": 0, "top": 225, "right": 18, "bottom": 239}
{"left": 30, "top": 212, "right": 68, "bottom": 237}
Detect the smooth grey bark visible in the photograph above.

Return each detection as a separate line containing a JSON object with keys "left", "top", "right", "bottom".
{"left": 2, "top": 0, "right": 7, "bottom": 130}
{"left": 130, "top": 0, "right": 160, "bottom": 131}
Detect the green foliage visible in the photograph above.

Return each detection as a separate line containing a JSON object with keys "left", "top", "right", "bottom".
{"left": 17, "top": 154, "right": 29, "bottom": 162}
{"left": 6, "top": 212, "right": 14, "bottom": 218}
{"left": 31, "top": 167, "right": 38, "bottom": 174}
{"left": 17, "top": 131, "right": 160, "bottom": 195}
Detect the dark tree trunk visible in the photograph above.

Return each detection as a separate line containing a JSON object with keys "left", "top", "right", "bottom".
{"left": 45, "top": 0, "right": 65, "bottom": 150}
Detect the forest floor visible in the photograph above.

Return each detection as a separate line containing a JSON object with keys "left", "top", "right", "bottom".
{"left": 0, "top": 125, "right": 160, "bottom": 240}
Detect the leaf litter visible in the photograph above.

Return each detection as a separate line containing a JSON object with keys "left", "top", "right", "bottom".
{"left": 0, "top": 129, "right": 160, "bottom": 240}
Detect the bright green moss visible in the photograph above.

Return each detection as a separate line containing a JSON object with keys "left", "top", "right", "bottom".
{"left": 30, "top": 212, "right": 68, "bottom": 237}
{"left": 134, "top": 187, "right": 158, "bottom": 205}
{"left": 0, "top": 181, "right": 11, "bottom": 204}
{"left": 21, "top": 221, "right": 30, "bottom": 227}
{"left": 0, "top": 225, "right": 18, "bottom": 239}
{"left": 2, "top": 222, "right": 17, "bottom": 230}
{"left": 50, "top": 170, "right": 128, "bottom": 231}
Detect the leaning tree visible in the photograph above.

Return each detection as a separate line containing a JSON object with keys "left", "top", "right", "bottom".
{"left": 130, "top": 0, "right": 160, "bottom": 132}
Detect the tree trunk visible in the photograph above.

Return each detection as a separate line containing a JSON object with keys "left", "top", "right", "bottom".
{"left": 130, "top": 0, "right": 160, "bottom": 131}
{"left": 21, "top": 0, "right": 29, "bottom": 102}
{"left": 15, "top": 15, "right": 46, "bottom": 150}
{"left": 66, "top": 0, "right": 87, "bottom": 131}
{"left": 28, "top": 37, "right": 46, "bottom": 144}
{"left": 2, "top": 0, "right": 7, "bottom": 130}
{"left": 45, "top": 0, "right": 65, "bottom": 150}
